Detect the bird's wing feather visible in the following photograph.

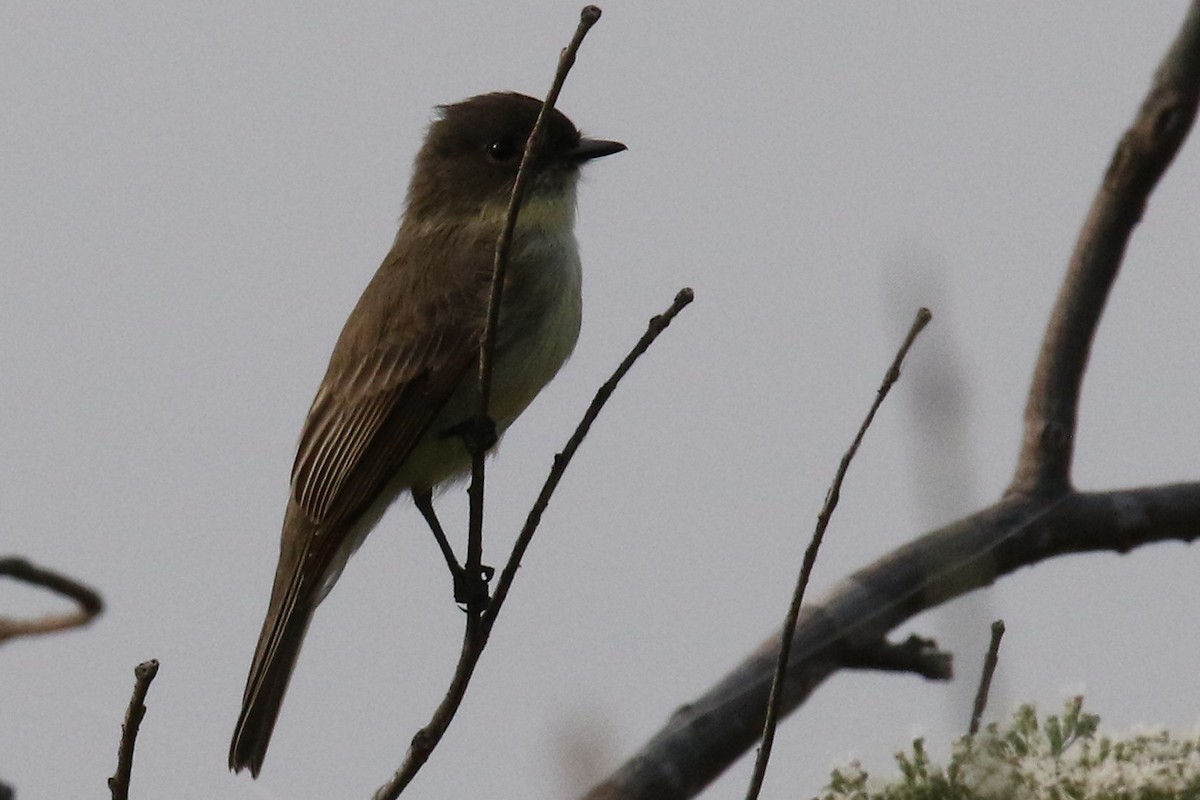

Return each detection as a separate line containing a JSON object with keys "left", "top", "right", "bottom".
{"left": 290, "top": 327, "right": 478, "bottom": 534}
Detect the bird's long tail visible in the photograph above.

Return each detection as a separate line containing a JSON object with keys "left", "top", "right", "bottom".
{"left": 229, "top": 551, "right": 316, "bottom": 777}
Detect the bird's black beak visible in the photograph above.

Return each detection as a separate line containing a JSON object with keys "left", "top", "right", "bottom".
{"left": 564, "top": 137, "right": 627, "bottom": 162}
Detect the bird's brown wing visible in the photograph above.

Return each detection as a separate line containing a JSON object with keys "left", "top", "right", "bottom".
{"left": 290, "top": 323, "right": 483, "bottom": 568}
{"left": 293, "top": 333, "right": 473, "bottom": 528}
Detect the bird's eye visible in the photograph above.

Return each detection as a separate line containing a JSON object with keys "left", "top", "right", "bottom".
{"left": 486, "top": 139, "right": 520, "bottom": 164}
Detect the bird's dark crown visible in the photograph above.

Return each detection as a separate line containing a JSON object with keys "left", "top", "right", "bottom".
{"left": 430, "top": 92, "right": 582, "bottom": 165}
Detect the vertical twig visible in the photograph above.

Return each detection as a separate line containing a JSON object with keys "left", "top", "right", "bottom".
{"left": 968, "top": 620, "right": 1006, "bottom": 735}
{"left": 107, "top": 659, "right": 159, "bottom": 800}
{"left": 465, "top": 4, "right": 605, "bottom": 615}
{"left": 744, "top": 308, "right": 932, "bottom": 800}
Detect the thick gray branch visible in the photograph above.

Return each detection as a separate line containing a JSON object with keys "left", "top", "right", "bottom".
{"left": 581, "top": 484, "right": 1200, "bottom": 800}
{"left": 1010, "top": 0, "right": 1200, "bottom": 495}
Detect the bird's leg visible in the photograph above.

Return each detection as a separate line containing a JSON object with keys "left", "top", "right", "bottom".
{"left": 411, "top": 487, "right": 493, "bottom": 605}
{"left": 412, "top": 487, "right": 460, "bottom": 572}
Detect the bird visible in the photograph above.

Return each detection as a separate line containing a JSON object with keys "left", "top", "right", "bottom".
{"left": 229, "top": 91, "right": 625, "bottom": 776}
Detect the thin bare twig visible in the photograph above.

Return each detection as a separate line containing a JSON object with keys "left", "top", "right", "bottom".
{"left": 478, "top": 4, "right": 604, "bottom": 412}
{"left": 107, "top": 659, "right": 159, "bottom": 800}
{"left": 465, "top": 4, "right": 604, "bottom": 615}
{"left": 744, "top": 308, "right": 932, "bottom": 800}
{"left": 484, "top": 288, "right": 694, "bottom": 628}
{"left": 969, "top": 620, "right": 1006, "bottom": 735}
{"left": 0, "top": 557, "right": 103, "bottom": 644}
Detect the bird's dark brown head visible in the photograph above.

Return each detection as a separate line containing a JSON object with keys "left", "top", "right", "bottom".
{"left": 405, "top": 92, "right": 624, "bottom": 222}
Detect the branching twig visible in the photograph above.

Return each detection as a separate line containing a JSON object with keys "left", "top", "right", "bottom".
{"left": 0, "top": 557, "right": 103, "bottom": 644}
{"left": 374, "top": 289, "right": 693, "bottom": 799}
{"left": 744, "top": 307, "right": 931, "bottom": 800}
{"left": 465, "top": 4, "right": 604, "bottom": 615}
{"left": 484, "top": 288, "right": 694, "bottom": 627}
{"left": 107, "top": 659, "right": 159, "bottom": 800}
{"left": 969, "top": 620, "right": 1006, "bottom": 735}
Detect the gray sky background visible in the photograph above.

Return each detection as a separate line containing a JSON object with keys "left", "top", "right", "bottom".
{"left": 3, "top": 3, "right": 1199, "bottom": 799}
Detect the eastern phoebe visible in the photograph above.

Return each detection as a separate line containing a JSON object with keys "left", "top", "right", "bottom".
{"left": 229, "top": 92, "right": 624, "bottom": 776}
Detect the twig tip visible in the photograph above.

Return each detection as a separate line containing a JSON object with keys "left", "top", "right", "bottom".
{"left": 581, "top": 5, "right": 602, "bottom": 24}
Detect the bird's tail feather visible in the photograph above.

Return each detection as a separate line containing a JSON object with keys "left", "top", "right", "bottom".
{"left": 229, "top": 562, "right": 316, "bottom": 777}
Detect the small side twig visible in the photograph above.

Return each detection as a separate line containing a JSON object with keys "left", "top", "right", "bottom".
{"left": 484, "top": 288, "right": 694, "bottom": 627}
{"left": 744, "top": 307, "right": 932, "bottom": 800}
{"left": 842, "top": 634, "right": 953, "bottom": 680}
{"left": 968, "top": 620, "right": 1006, "bottom": 735}
{"left": 374, "top": 289, "right": 693, "bottom": 799}
{"left": 0, "top": 556, "right": 103, "bottom": 644}
{"left": 107, "top": 659, "right": 159, "bottom": 800}
{"left": 465, "top": 3, "right": 604, "bottom": 616}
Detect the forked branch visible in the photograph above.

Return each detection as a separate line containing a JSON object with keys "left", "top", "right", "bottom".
{"left": 582, "top": 2, "right": 1200, "bottom": 798}
{"left": 375, "top": 289, "right": 692, "bottom": 799}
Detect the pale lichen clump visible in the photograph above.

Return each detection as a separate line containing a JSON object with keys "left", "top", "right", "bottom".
{"left": 820, "top": 698, "right": 1200, "bottom": 800}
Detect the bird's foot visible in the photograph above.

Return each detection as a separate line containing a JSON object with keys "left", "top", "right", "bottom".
{"left": 453, "top": 563, "right": 495, "bottom": 608}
